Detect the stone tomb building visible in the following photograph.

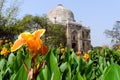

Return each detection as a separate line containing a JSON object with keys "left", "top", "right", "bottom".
{"left": 47, "top": 4, "right": 91, "bottom": 52}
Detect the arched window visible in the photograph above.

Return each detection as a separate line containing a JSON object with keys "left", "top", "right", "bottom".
{"left": 71, "top": 30, "right": 77, "bottom": 41}
{"left": 82, "top": 31, "right": 84, "bottom": 38}
{"left": 71, "top": 30, "right": 78, "bottom": 51}
{"left": 73, "top": 36, "right": 75, "bottom": 40}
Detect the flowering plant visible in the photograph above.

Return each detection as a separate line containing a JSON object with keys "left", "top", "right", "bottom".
{"left": 11, "top": 29, "right": 48, "bottom": 80}
{"left": 0, "top": 30, "right": 120, "bottom": 80}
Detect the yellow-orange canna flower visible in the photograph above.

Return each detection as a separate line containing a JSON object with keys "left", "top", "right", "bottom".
{"left": 83, "top": 53, "right": 89, "bottom": 61}
{"left": 1, "top": 47, "right": 9, "bottom": 56}
{"left": 75, "top": 51, "right": 81, "bottom": 55}
{"left": 11, "top": 29, "right": 48, "bottom": 55}
{"left": 61, "top": 48, "right": 65, "bottom": 54}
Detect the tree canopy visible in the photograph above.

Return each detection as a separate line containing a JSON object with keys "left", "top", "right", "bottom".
{"left": 0, "top": 0, "right": 27, "bottom": 40}
{"left": 19, "top": 15, "right": 66, "bottom": 47}
{"left": 0, "top": 0, "right": 66, "bottom": 46}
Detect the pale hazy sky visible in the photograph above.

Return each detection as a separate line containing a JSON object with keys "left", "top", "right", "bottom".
{"left": 17, "top": 0, "right": 120, "bottom": 46}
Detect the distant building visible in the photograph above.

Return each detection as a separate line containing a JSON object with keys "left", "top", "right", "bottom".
{"left": 47, "top": 4, "right": 91, "bottom": 52}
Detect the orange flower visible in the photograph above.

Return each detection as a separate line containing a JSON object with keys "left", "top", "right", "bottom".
{"left": 11, "top": 29, "right": 48, "bottom": 55}
{"left": 61, "top": 48, "right": 65, "bottom": 54}
{"left": 1, "top": 47, "right": 9, "bottom": 56}
{"left": 83, "top": 53, "right": 89, "bottom": 61}
{"left": 75, "top": 51, "right": 81, "bottom": 55}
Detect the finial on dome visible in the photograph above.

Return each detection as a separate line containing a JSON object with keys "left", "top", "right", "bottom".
{"left": 57, "top": 4, "right": 63, "bottom": 6}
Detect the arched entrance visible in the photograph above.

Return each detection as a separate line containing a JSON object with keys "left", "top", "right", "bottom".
{"left": 71, "top": 30, "right": 78, "bottom": 51}
{"left": 72, "top": 42, "right": 77, "bottom": 51}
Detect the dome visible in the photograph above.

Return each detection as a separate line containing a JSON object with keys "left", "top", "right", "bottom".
{"left": 47, "top": 4, "right": 75, "bottom": 25}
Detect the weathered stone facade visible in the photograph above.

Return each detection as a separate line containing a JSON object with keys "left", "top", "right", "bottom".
{"left": 47, "top": 4, "right": 91, "bottom": 52}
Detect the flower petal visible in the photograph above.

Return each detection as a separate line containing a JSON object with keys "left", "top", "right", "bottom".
{"left": 20, "top": 32, "right": 33, "bottom": 40}
{"left": 32, "top": 29, "right": 45, "bottom": 38}
{"left": 38, "top": 44, "right": 48, "bottom": 55}
{"left": 11, "top": 39, "right": 25, "bottom": 52}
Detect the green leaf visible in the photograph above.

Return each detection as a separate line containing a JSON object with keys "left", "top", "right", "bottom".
{"left": 13, "top": 65, "right": 28, "bottom": 80}
{"left": 37, "top": 66, "right": 50, "bottom": 80}
{"left": 0, "top": 59, "right": 6, "bottom": 70}
{"left": 7, "top": 53, "right": 17, "bottom": 71}
{"left": 46, "top": 47, "right": 61, "bottom": 80}
{"left": 13, "top": 57, "right": 31, "bottom": 80}
{"left": 55, "top": 48, "right": 61, "bottom": 55}
{"left": 78, "top": 58, "right": 86, "bottom": 73}
{"left": 16, "top": 50, "right": 24, "bottom": 69}
{"left": 60, "top": 62, "right": 68, "bottom": 72}
{"left": 0, "top": 73, "right": 2, "bottom": 80}
{"left": 76, "top": 72, "right": 84, "bottom": 80}
{"left": 103, "top": 63, "right": 120, "bottom": 80}
{"left": 10, "top": 73, "right": 16, "bottom": 80}
{"left": 84, "top": 61, "right": 93, "bottom": 79}
{"left": 65, "top": 63, "right": 71, "bottom": 80}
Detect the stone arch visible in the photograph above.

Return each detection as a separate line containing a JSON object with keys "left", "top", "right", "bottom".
{"left": 71, "top": 30, "right": 78, "bottom": 51}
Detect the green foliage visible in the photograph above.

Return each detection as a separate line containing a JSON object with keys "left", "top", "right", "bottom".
{"left": 15, "top": 15, "right": 66, "bottom": 47}
{"left": 13, "top": 58, "right": 31, "bottom": 80}
{"left": 1, "top": 44, "right": 120, "bottom": 80}
{"left": 102, "top": 63, "right": 120, "bottom": 80}
{"left": 46, "top": 24, "right": 66, "bottom": 46}
{"left": 0, "top": 0, "right": 29, "bottom": 40}
{"left": 45, "top": 47, "right": 61, "bottom": 80}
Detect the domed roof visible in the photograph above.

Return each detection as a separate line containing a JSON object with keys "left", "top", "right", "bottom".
{"left": 47, "top": 4, "right": 75, "bottom": 24}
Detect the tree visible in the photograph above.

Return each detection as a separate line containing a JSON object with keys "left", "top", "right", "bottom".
{"left": 18, "top": 15, "right": 48, "bottom": 32}
{"left": 0, "top": 0, "right": 27, "bottom": 40}
{"left": 104, "top": 21, "right": 120, "bottom": 45}
{"left": 0, "top": 0, "right": 20, "bottom": 26}
{"left": 18, "top": 15, "right": 66, "bottom": 47}
{"left": 45, "top": 23, "right": 66, "bottom": 47}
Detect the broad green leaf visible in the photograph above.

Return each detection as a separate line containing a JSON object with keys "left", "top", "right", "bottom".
{"left": 37, "top": 66, "right": 50, "bottom": 80}
{"left": 10, "top": 73, "right": 16, "bottom": 80}
{"left": 7, "top": 53, "right": 17, "bottom": 71}
{"left": 66, "top": 63, "right": 71, "bottom": 80}
{"left": 13, "top": 65, "right": 27, "bottom": 80}
{"left": 2, "top": 67, "right": 12, "bottom": 80}
{"left": 16, "top": 50, "right": 24, "bottom": 69}
{"left": 84, "top": 61, "right": 93, "bottom": 79}
{"left": 55, "top": 48, "right": 61, "bottom": 55}
{"left": 42, "top": 66, "right": 50, "bottom": 80}
{"left": 76, "top": 72, "right": 84, "bottom": 80}
{"left": 59, "top": 62, "right": 68, "bottom": 72}
{"left": 13, "top": 57, "right": 31, "bottom": 80}
{"left": 0, "top": 59, "right": 6, "bottom": 70}
{"left": 0, "top": 73, "right": 2, "bottom": 80}
{"left": 70, "top": 51, "right": 79, "bottom": 64}
{"left": 46, "top": 47, "right": 61, "bottom": 80}
{"left": 103, "top": 63, "right": 120, "bottom": 80}
{"left": 78, "top": 58, "right": 86, "bottom": 73}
